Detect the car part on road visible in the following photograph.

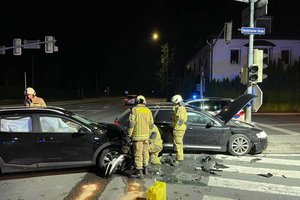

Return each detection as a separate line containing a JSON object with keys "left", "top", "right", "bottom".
{"left": 257, "top": 172, "right": 273, "bottom": 178}
{"left": 201, "top": 156, "right": 212, "bottom": 162}
{"left": 213, "top": 162, "right": 229, "bottom": 169}
{"left": 105, "top": 154, "right": 126, "bottom": 176}
{"left": 250, "top": 158, "right": 262, "bottom": 163}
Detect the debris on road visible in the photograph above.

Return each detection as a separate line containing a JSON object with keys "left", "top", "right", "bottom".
{"left": 213, "top": 162, "right": 229, "bottom": 169}
{"left": 250, "top": 158, "right": 262, "bottom": 163}
{"left": 257, "top": 173, "right": 273, "bottom": 178}
{"left": 282, "top": 175, "right": 287, "bottom": 178}
{"left": 200, "top": 166, "right": 219, "bottom": 175}
{"left": 201, "top": 156, "right": 211, "bottom": 163}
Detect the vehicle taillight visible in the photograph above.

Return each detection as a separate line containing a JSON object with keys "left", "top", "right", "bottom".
{"left": 114, "top": 121, "right": 120, "bottom": 126}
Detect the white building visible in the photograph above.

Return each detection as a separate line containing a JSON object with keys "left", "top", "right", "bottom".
{"left": 184, "top": 37, "right": 300, "bottom": 82}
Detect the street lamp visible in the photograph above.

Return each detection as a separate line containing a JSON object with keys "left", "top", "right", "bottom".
{"left": 152, "top": 32, "right": 159, "bottom": 41}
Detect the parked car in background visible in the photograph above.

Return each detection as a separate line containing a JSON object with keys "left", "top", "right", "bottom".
{"left": 0, "top": 106, "right": 123, "bottom": 173}
{"left": 115, "top": 94, "right": 268, "bottom": 156}
{"left": 185, "top": 97, "right": 245, "bottom": 121}
{"left": 123, "top": 95, "right": 137, "bottom": 105}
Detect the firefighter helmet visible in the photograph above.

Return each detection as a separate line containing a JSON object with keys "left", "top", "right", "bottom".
{"left": 171, "top": 94, "right": 183, "bottom": 104}
{"left": 136, "top": 95, "right": 146, "bottom": 104}
{"left": 25, "top": 87, "right": 36, "bottom": 96}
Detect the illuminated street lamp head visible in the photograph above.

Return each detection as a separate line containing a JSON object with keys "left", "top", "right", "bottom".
{"left": 152, "top": 32, "right": 159, "bottom": 41}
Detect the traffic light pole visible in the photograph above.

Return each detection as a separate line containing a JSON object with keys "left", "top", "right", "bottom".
{"left": 245, "top": 0, "right": 255, "bottom": 124}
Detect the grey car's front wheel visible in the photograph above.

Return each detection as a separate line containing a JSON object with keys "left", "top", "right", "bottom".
{"left": 228, "top": 134, "right": 251, "bottom": 156}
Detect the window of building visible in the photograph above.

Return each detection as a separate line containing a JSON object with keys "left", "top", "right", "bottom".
{"left": 230, "top": 49, "right": 240, "bottom": 64}
{"left": 281, "top": 50, "right": 291, "bottom": 64}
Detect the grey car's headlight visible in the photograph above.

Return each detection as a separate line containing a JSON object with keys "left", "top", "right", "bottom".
{"left": 256, "top": 131, "right": 267, "bottom": 139}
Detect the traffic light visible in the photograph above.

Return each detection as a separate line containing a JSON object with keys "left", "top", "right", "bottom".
{"left": 13, "top": 38, "right": 22, "bottom": 55}
{"left": 224, "top": 21, "right": 232, "bottom": 44}
{"left": 0, "top": 46, "right": 6, "bottom": 55}
{"left": 45, "top": 36, "right": 54, "bottom": 53}
{"left": 253, "top": 49, "right": 268, "bottom": 82}
{"left": 248, "top": 64, "right": 259, "bottom": 83}
{"left": 240, "top": 65, "right": 248, "bottom": 85}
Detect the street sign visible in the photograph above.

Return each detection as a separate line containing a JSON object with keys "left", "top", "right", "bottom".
{"left": 241, "top": 27, "right": 265, "bottom": 35}
{"left": 23, "top": 40, "right": 41, "bottom": 49}
{"left": 252, "top": 84, "right": 263, "bottom": 112}
{"left": 241, "top": 0, "right": 268, "bottom": 26}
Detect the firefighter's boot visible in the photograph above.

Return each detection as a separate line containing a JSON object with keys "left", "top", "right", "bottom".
{"left": 143, "top": 167, "right": 148, "bottom": 175}
{"left": 137, "top": 169, "right": 144, "bottom": 179}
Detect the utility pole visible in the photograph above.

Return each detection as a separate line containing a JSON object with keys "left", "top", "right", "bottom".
{"left": 246, "top": 0, "right": 255, "bottom": 123}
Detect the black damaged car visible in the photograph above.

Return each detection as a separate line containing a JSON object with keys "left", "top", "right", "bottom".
{"left": 114, "top": 94, "right": 268, "bottom": 156}
{"left": 0, "top": 106, "right": 123, "bottom": 173}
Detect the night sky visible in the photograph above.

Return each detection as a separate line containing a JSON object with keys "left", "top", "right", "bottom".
{"left": 0, "top": 0, "right": 299, "bottom": 96}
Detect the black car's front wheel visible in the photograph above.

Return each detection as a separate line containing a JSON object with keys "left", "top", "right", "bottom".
{"left": 228, "top": 134, "right": 251, "bottom": 156}
{"left": 98, "top": 147, "right": 121, "bottom": 169}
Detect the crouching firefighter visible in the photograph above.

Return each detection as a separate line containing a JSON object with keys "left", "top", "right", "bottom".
{"left": 149, "top": 124, "right": 163, "bottom": 165}
{"left": 127, "top": 95, "right": 154, "bottom": 178}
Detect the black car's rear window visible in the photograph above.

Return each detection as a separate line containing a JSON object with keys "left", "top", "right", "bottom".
{"left": 154, "top": 110, "right": 172, "bottom": 123}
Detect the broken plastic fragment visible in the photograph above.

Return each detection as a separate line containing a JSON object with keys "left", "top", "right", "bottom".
{"left": 250, "top": 158, "right": 262, "bottom": 163}
{"left": 258, "top": 173, "right": 273, "bottom": 178}
{"left": 214, "top": 162, "right": 229, "bottom": 169}
{"left": 201, "top": 156, "right": 211, "bottom": 162}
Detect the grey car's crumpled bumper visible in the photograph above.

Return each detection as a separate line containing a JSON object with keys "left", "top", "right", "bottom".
{"left": 252, "top": 138, "right": 268, "bottom": 154}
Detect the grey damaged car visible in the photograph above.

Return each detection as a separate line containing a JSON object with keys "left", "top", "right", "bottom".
{"left": 114, "top": 94, "right": 268, "bottom": 156}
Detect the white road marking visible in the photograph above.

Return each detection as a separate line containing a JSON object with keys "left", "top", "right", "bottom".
{"left": 202, "top": 195, "right": 235, "bottom": 200}
{"left": 215, "top": 155, "right": 300, "bottom": 166}
{"left": 208, "top": 177, "right": 300, "bottom": 197}
{"left": 255, "top": 122, "right": 300, "bottom": 135}
{"left": 222, "top": 164, "right": 300, "bottom": 178}
{"left": 256, "top": 153, "right": 300, "bottom": 157}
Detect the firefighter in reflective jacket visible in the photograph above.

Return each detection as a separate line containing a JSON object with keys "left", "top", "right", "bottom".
{"left": 128, "top": 95, "right": 154, "bottom": 178}
{"left": 149, "top": 124, "right": 163, "bottom": 165}
{"left": 171, "top": 94, "right": 187, "bottom": 163}
{"left": 24, "top": 87, "right": 46, "bottom": 107}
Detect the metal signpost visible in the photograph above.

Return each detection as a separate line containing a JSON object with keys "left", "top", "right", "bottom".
{"left": 237, "top": 0, "right": 268, "bottom": 123}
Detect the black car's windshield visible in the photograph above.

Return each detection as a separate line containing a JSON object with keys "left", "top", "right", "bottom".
{"left": 71, "top": 113, "right": 99, "bottom": 129}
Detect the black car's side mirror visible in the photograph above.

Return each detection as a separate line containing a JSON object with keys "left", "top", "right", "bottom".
{"left": 206, "top": 121, "right": 215, "bottom": 128}
{"left": 78, "top": 127, "right": 90, "bottom": 134}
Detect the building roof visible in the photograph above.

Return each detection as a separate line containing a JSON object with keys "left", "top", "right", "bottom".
{"left": 244, "top": 40, "right": 276, "bottom": 47}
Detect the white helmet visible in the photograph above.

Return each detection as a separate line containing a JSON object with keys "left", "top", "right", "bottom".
{"left": 25, "top": 87, "right": 36, "bottom": 95}
{"left": 136, "top": 95, "right": 146, "bottom": 104}
{"left": 171, "top": 94, "right": 183, "bottom": 104}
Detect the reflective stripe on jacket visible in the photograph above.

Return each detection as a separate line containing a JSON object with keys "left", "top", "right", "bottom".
{"left": 128, "top": 104, "right": 154, "bottom": 141}
{"left": 171, "top": 105, "right": 187, "bottom": 131}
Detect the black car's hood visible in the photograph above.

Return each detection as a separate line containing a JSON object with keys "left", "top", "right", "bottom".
{"left": 216, "top": 94, "right": 256, "bottom": 124}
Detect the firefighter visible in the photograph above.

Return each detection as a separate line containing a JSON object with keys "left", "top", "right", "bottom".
{"left": 149, "top": 124, "right": 163, "bottom": 165}
{"left": 171, "top": 94, "right": 187, "bottom": 164}
{"left": 128, "top": 95, "right": 154, "bottom": 178}
{"left": 24, "top": 87, "right": 47, "bottom": 107}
